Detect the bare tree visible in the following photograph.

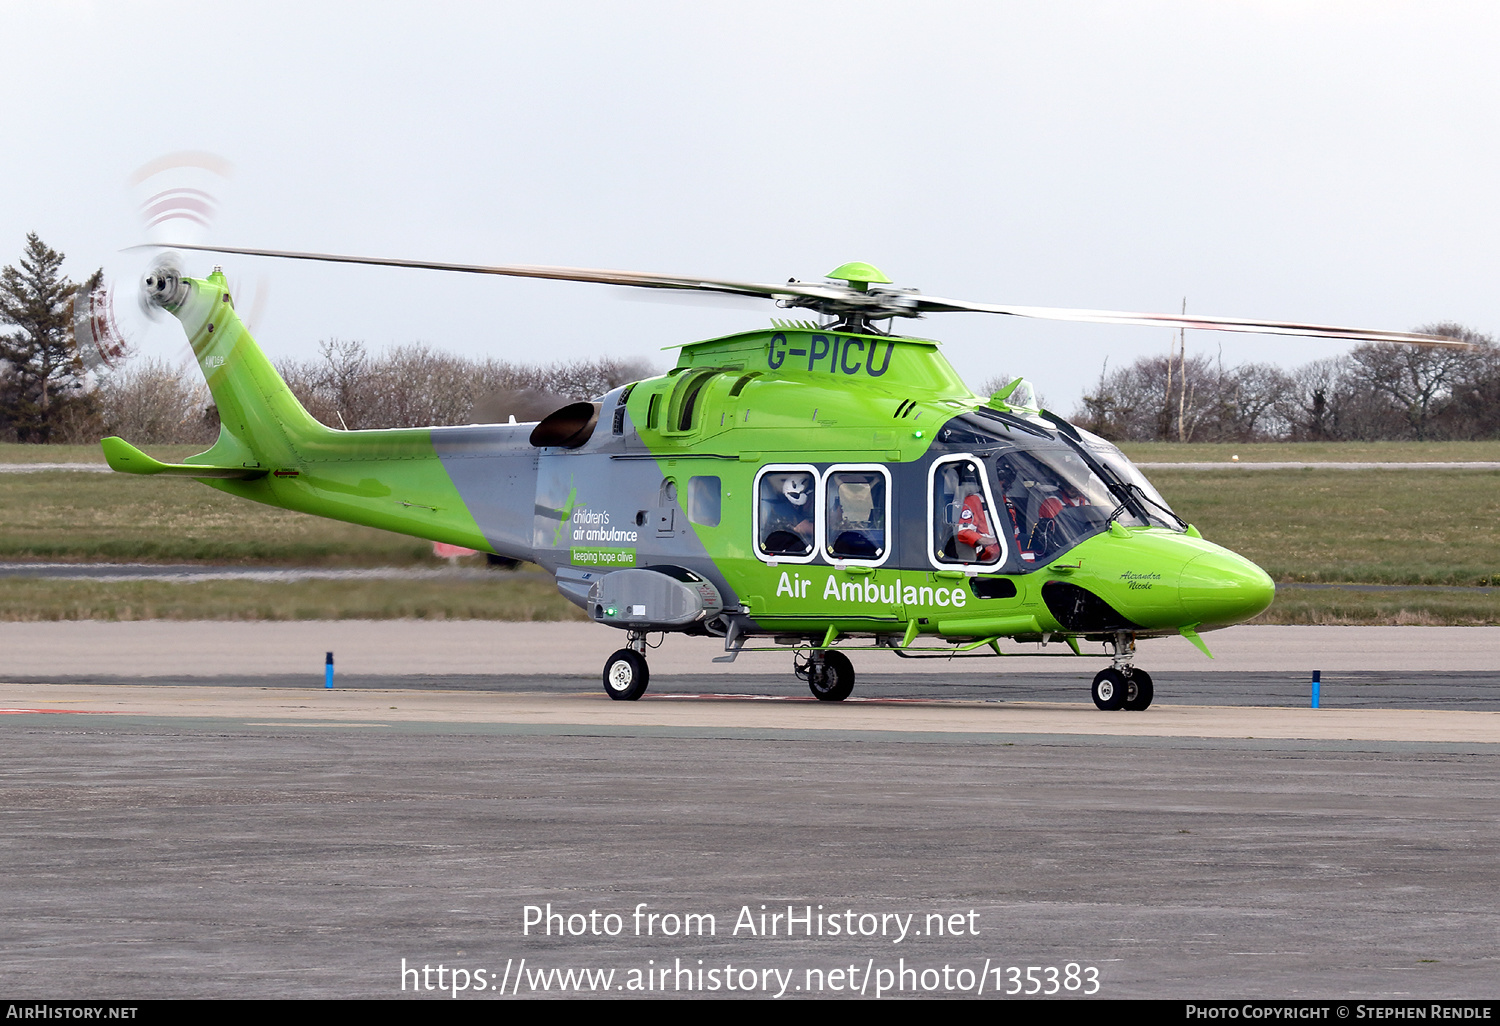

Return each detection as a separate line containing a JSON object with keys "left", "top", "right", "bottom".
{"left": 1212, "top": 363, "right": 1293, "bottom": 441}
{"left": 1346, "top": 328, "right": 1474, "bottom": 440}
{"left": 1077, "top": 352, "right": 1291, "bottom": 442}
{"left": 1276, "top": 358, "right": 1342, "bottom": 440}
{"left": 1439, "top": 332, "right": 1500, "bottom": 439}
{"left": 277, "top": 342, "right": 657, "bottom": 430}
{"left": 542, "top": 356, "right": 656, "bottom": 400}
{"left": 97, "top": 358, "right": 217, "bottom": 444}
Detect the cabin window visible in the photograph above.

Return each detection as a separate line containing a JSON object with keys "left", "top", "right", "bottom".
{"left": 929, "top": 455, "right": 1004, "bottom": 569}
{"left": 688, "top": 476, "right": 721, "bottom": 527}
{"left": 823, "top": 465, "right": 890, "bottom": 565}
{"left": 754, "top": 465, "right": 818, "bottom": 563}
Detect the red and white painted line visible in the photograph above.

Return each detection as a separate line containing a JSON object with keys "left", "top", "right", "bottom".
{"left": 0, "top": 707, "right": 106, "bottom": 715}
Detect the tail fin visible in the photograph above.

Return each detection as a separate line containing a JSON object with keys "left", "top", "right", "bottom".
{"left": 113, "top": 266, "right": 330, "bottom": 474}
{"left": 104, "top": 264, "right": 503, "bottom": 556}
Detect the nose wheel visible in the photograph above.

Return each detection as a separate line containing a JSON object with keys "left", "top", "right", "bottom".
{"left": 1092, "top": 631, "right": 1153, "bottom": 711}
{"left": 1091, "top": 667, "right": 1153, "bottom": 711}
{"left": 1091, "top": 668, "right": 1126, "bottom": 710}
{"left": 1122, "top": 668, "right": 1153, "bottom": 711}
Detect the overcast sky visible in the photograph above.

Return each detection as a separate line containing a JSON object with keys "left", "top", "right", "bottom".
{"left": 3, "top": 1, "right": 1498, "bottom": 412}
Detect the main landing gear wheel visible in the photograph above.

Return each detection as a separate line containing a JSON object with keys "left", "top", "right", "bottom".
{"left": 1122, "top": 668, "right": 1154, "bottom": 711}
{"left": 808, "top": 650, "right": 855, "bottom": 702}
{"left": 603, "top": 648, "right": 649, "bottom": 701}
{"left": 1091, "top": 668, "right": 1127, "bottom": 711}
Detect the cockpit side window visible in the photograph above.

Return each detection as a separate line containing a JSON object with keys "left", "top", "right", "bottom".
{"left": 754, "top": 465, "right": 819, "bottom": 563}
{"left": 928, "top": 455, "right": 1005, "bottom": 569}
{"left": 823, "top": 465, "right": 890, "bottom": 566}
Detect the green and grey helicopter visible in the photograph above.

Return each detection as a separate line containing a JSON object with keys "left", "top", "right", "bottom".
{"left": 95, "top": 246, "right": 1463, "bottom": 709}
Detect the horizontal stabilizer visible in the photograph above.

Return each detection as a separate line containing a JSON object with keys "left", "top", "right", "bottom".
{"left": 100, "top": 437, "right": 268, "bottom": 480}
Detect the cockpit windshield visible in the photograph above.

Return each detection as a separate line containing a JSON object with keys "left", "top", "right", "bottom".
{"left": 1073, "top": 428, "right": 1185, "bottom": 532}
{"left": 991, "top": 447, "right": 1137, "bottom": 567}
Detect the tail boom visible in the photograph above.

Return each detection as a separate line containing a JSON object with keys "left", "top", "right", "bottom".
{"left": 106, "top": 268, "right": 539, "bottom": 561}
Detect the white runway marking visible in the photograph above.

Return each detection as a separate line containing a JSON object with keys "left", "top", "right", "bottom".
{"left": 0, "top": 462, "right": 111, "bottom": 473}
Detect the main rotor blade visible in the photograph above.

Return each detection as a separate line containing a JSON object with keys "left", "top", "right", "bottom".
{"left": 142, "top": 242, "right": 851, "bottom": 305}
{"left": 905, "top": 294, "right": 1469, "bottom": 347}
{"left": 143, "top": 242, "right": 1470, "bottom": 348}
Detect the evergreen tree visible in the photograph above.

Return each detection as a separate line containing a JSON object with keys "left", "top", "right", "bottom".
{"left": 0, "top": 233, "right": 98, "bottom": 441}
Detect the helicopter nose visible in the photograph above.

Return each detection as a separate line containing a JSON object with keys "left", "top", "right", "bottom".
{"left": 1178, "top": 548, "right": 1275, "bottom": 627}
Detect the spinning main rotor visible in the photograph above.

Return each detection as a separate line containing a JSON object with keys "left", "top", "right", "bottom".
{"left": 141, "top": 243, "right": 1466, "bottom": 348}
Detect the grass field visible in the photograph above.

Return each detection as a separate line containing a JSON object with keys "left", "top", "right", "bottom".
{"left": 0, "top": 443, "right": 201, "bottom": 464}
{"left": 1256, "top": 587, "right": 1500, "bottom": 626}
{"left": 1, "top": 442, "right": 1496, "bottom": 622}
{"left": 1150, "top": 468, "right": 1500, "bottom": 586}
{"left": 0, "top": 575, "right": 586, "bottom": 622}
{"left": 0, "top": 470, "right": 445, "bottom": 565}
{"left": 1117, "top": 440, "right": 1500, "bottom": 462}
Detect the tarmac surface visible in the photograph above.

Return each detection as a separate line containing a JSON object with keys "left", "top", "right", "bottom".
{"left": 3, "top": 621, "right": 1497, "bottom": 676}
{"left": 2, "top": 622, "right": 1497, "bottom": 1000}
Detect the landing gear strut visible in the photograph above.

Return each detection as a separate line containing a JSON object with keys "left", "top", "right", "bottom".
{"left": 796, "top": 649, "right": 855, "bottom": 702}
{"left": 602, "top": 630, "right": 650, "bottom": 701}
{"left": 1092, "top": 631, "right": 1153, "bottom": 711}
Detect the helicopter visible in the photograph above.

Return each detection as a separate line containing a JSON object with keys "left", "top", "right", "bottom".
{"left": 95, "top": 245, "right": 1464, "bottom": 710}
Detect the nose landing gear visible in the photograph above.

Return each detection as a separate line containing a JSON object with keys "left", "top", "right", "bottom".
{"left": 1122, "top": 668, "right": 1153, "bottom": 711}
{"left": 1091, "top": 668, "right": 1127, "bottom": 710}
{"left": 1092, "top": 632, "right": 1153, "bottom": 711}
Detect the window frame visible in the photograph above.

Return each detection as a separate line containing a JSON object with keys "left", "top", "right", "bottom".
{"left": 820, "top": 463, "right": 893, "bottom": 569}
{"left": 751, "top": 463, "right": 822, "bottom": 566}
{"left": 926, "top": 452, "right": 1008, "bottom": 572}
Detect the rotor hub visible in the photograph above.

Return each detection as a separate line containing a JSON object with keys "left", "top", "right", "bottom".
{"left": 142, "top": 265, "right": 189, "bottom": 311}
{"left": 778, "top": 267, "right": 924, "bottom": 331}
